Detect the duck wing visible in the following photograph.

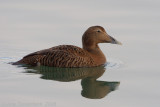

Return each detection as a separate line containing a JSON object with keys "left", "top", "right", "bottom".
{"left": 17, "top": 45, "right": 95, "bottom": 67}
{"left": 23, "top": 45, "right": 85, "bottom": 58}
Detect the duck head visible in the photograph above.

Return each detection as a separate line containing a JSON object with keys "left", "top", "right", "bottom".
{"left": 82, "top": 26, "right": 122, "bottom": 50}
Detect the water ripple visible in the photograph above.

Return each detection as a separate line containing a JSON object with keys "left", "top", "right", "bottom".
{"left": 105, "top": 58, "right": 123, "bottom": 69}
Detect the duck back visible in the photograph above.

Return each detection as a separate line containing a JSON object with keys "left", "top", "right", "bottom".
{"left": 15, "top": 45, "right": 96, "bottom": 67}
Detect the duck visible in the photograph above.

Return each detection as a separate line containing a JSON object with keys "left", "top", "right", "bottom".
{"left": 13, "top": 26, "right": 121, "bottom": 67}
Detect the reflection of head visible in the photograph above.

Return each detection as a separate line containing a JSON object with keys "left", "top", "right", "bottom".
{"left": 81, "top": 78, "right": 120, "bottom": 99}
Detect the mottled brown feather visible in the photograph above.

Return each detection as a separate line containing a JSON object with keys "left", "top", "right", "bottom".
{"left": 17, "top": 45, "right": 96, "bottom": 67}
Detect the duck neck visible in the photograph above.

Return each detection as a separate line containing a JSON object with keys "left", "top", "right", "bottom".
{"left": 83, "top": 43, "right": 106, "bottom": 65}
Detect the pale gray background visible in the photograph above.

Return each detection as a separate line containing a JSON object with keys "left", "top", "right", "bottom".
{"left": 0, "top": 0, "right": 160, "bottom": 107}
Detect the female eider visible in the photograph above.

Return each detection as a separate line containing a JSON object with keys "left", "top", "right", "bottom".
{"left": 14, "top": 26, "right": 121, "bottom": 67}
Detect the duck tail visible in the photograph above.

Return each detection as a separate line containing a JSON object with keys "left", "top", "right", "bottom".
{"left": 12, "top": 59, "right": 24, "bottom": 65}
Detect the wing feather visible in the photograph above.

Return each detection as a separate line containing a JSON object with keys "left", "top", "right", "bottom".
{"left": 19, "top": 45, "right": 95, "bottom": 67}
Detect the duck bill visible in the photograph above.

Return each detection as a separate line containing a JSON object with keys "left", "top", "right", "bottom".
{"left": 109, "top": 35, "right": 122, "bottom": 45}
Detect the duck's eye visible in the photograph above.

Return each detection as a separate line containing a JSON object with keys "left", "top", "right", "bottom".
{"left": 97, "top": 30, "right": 101, "bottom": 33}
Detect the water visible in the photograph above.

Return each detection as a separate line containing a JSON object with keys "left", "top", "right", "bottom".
{"left": 0, "top": 0, "right": 160, "bottom": 107}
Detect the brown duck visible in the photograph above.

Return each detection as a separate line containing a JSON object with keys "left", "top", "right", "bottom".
{"left": 14, "top": 26, "right": 121, "bottom": 67}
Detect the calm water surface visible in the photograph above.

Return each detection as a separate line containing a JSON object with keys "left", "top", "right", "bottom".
{"left": 0, "top": 0, "right": 160, "bottom": 107}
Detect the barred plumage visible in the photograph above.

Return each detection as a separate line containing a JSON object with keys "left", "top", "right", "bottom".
{"left": 16, "top": 45, "right": 96, "bottom": 67}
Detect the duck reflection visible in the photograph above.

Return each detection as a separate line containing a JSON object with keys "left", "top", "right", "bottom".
{"left": 23, "top": 65, "right": 120, "bottom": 99}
